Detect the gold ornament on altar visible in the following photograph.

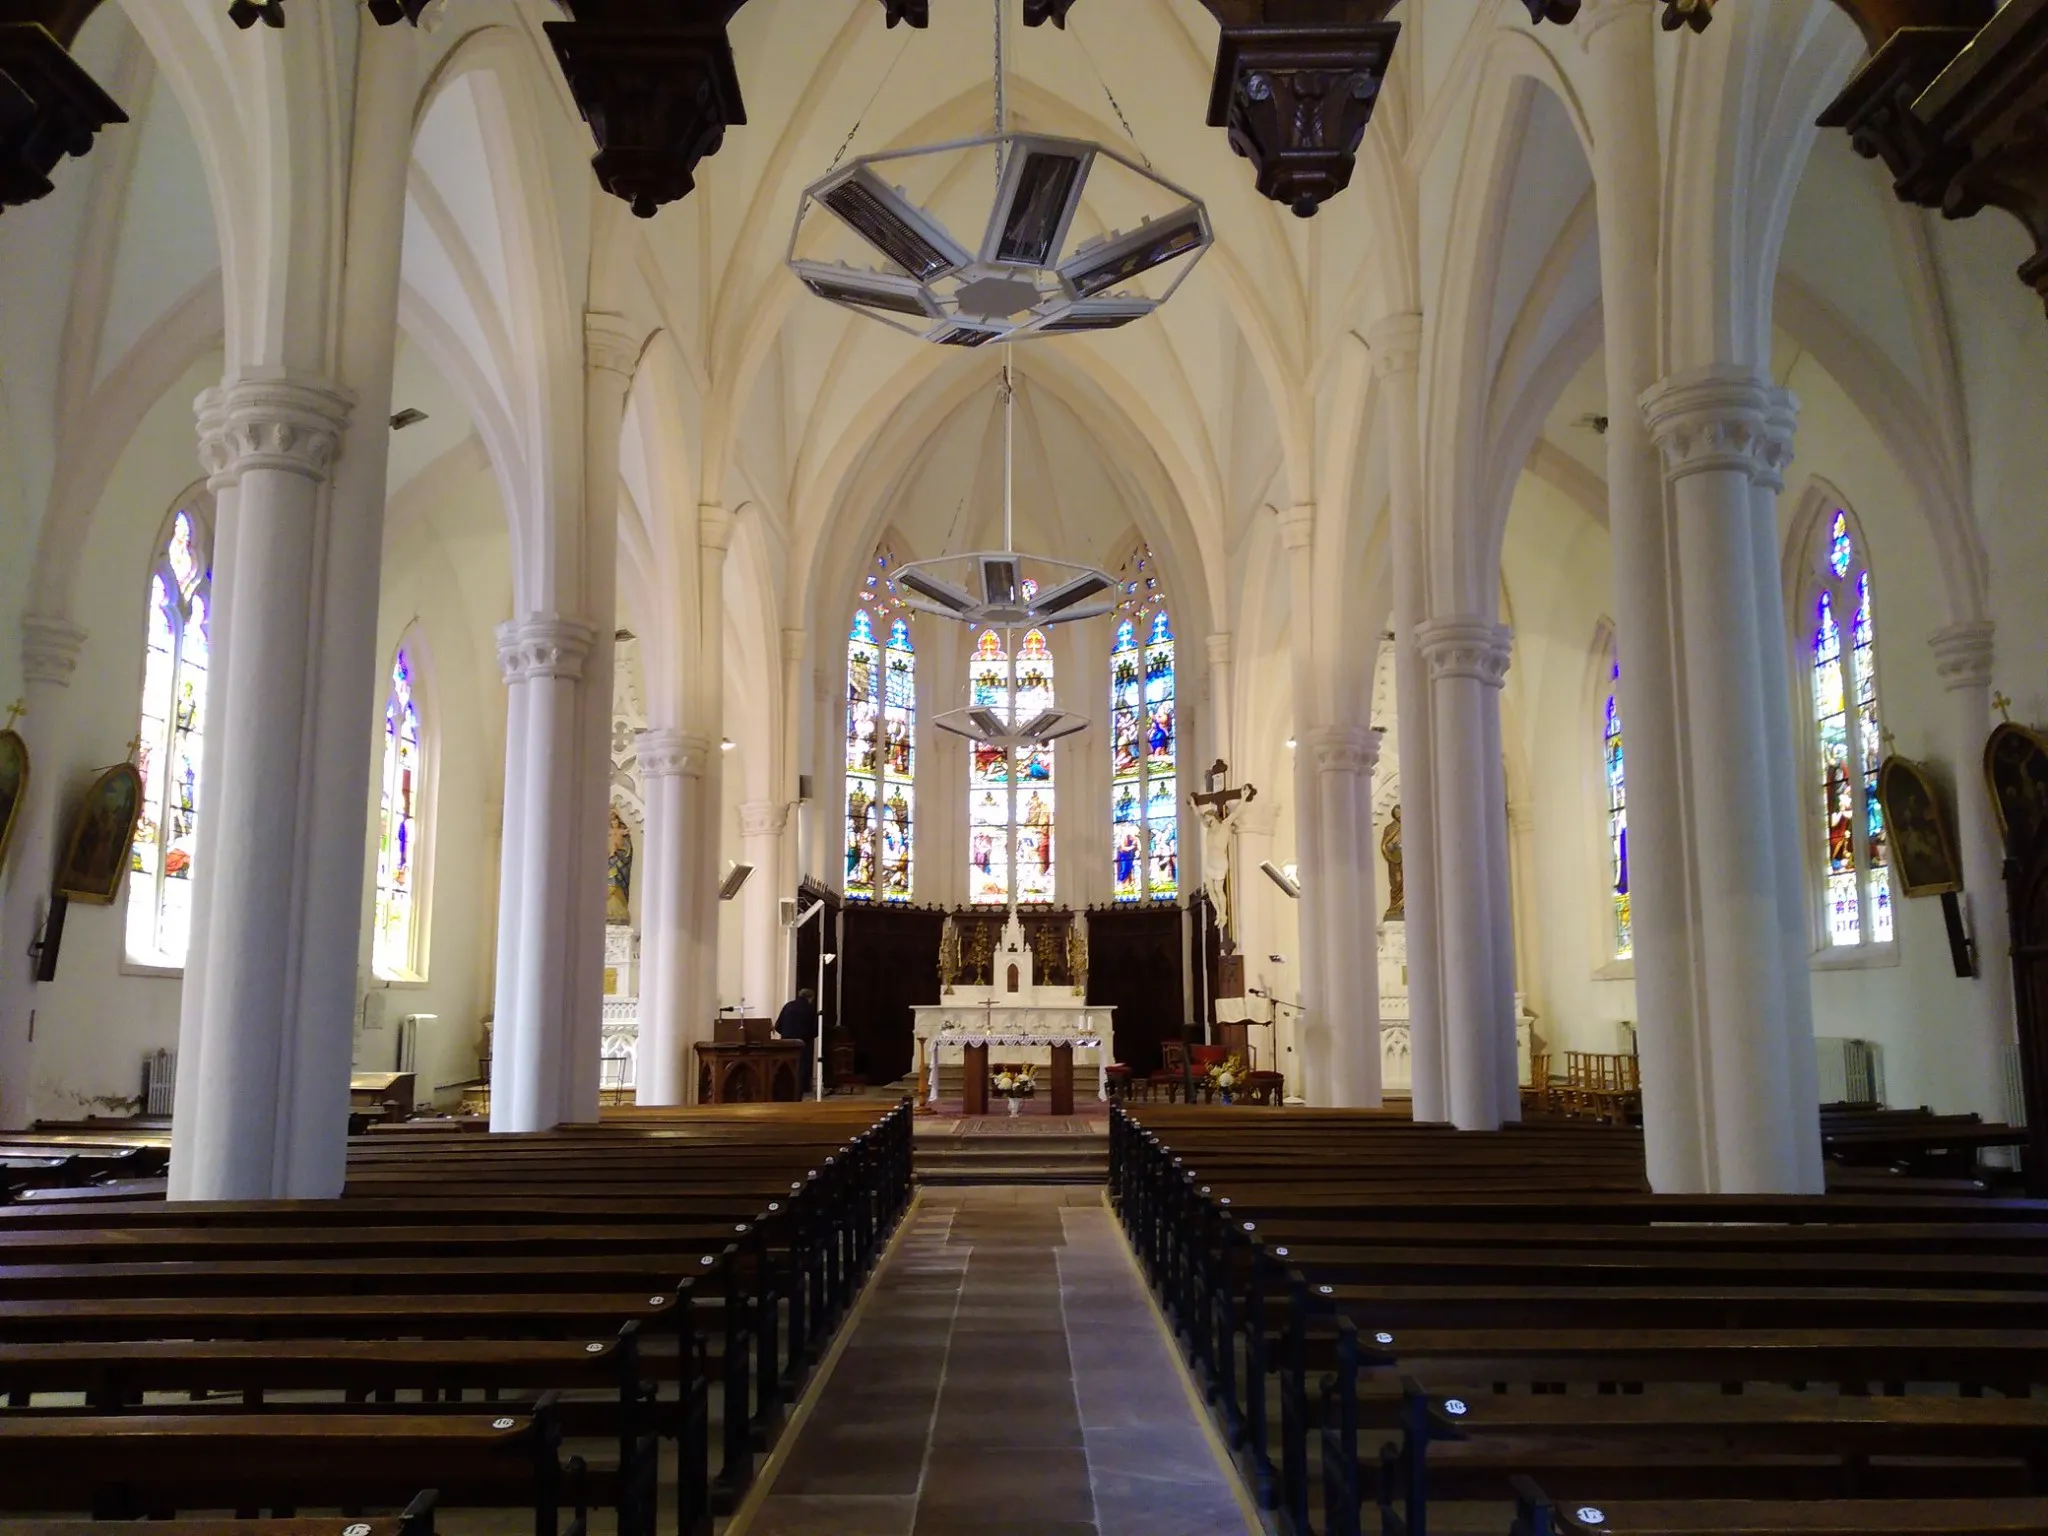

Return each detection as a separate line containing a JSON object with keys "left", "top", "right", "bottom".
{"left": 1066, "top": 925, "right": 1088, "bottom": 996}
{"left": 938, "top": 918, "right": 963, "bottom": 992}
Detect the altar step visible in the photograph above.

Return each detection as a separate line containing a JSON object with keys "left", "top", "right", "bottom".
{"left": 915, "top": 1132, "right": 1108, "bottom": 1186}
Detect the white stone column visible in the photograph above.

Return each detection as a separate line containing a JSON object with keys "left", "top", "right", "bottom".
{"left": 1584, "top": 0, "right": 1709, "bottom": 1190}
{"left": 1365, "top": 312, "right": 1447, "bottom": 1122}
{"left": 781, "top": 628, "right": 808, "bottom": 906}
{"left": 170, "top": 379, "right": 355, "bottom": 1200}
{"left": 1207, "top": 631, "right": 1235, "bottom": 771}
{"left": 1416, "top": 617, "right": 1514, "bottom": 1129}
{"left": 1931, "top": 620, "right": 2016, "bottom": 1119}
{"left": 1309, "top": 724, "right": 1384, "bottom": 1106}
{"left": 490, "top": 617, "right": 595, "bottom": 1131}
{"left": 692, "top": 507, "right": 731, "bottom": 1044}
{"left": 0, "top": 616, "right": 88, "bottom": 1129}
{"left": 739, "top": 800, "right": 787, "bottom": 1016}
{"left": 1642, "top": 367, "right": 1815, "bottom": 1192}
{"left": 634, "top": 728, "right": 699, "bottom": 1103}
{"left": 1276, "top": 505, "right": 1326, "bottom": 1093}
{"left": 1477, "top": 631, "right": 1521, "bottom": 1123}
{"left": 1753, "top": 391, "right": 1825, "bottom": 1186}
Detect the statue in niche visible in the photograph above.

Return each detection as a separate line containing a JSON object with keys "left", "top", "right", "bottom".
{"left": 607, "top": 807, "right": 634, "bottom": 924}
{"left": 1381, "top": 804, "right": 1404, "bottom": 921}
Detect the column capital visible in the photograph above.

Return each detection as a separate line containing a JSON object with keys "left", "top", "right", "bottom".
{"left": 585, "top": 312, "right": 643, "bottom": 380}
{"left": 1363, "top": 311, "right": 1422, "bottom": 379}
{"left": 1276, "top": 503, "right": 1315, "bottom": 551}
{"left": 637, "top": 727, "right": 706, "bottom": 779}
{"left": 1416, "top": 617, "right": 1512, "bottom": 687}
{"left": 496, "top": 615, "right": 595, "bottom": 683}
{"left": 1930, "top": 620, "right": 1995, "bottom": 691}
{"left": 1236, "top": 798, "right": 1279, "bottom": 838}
{"left": 699, "top": 503, "right": 733, "bottom": 553}
{"left": 1639, "top": 365, "right": 1774, "bottom": 483}
{"left": 1205, "top": 631, "right": 1232, "bottom": 668}
{"left": 1307, "top": 723, "right": 1380, "bottom": 775}
{"left": 19, "top": 614, "right": 87, "bottom": 687}
{"left": 739, "top": 799, "right": 787, "bottom": 838}
{"left": 1756, "top": 385, "right": 1799, "bottom": 493}
{"left": 196, "top": 377, "right": 353, "bottom": 485}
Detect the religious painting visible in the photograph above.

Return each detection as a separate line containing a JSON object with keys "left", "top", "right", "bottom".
{"left": 606, "top": 806, "right": 634, "bottom": 923}
{"left": 1875, "top": 756, "right": 1961, "bottom": 897}
{"left": 0, "top": 729, "right": 27, "bottom": 879}
{"left": 1986, "top": 721, "right": 2048, "bottom": 857}
{"left": 55, "top": 761, "right": 144, "bottom": 904}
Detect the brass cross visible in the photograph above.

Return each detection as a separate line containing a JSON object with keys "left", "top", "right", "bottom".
{"left": 1994, "top": 691, "right": 2014, "bottom": 724}
{"left": 126, "top": 734, "right": 143, "bottom": 762}
{"left": 2, "top": 698, "right": 23, "bottom": 730}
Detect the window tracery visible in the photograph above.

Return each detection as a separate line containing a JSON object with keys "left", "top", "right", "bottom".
{"left": 1111, "top": 544, "right": 1177, "bottom": 901}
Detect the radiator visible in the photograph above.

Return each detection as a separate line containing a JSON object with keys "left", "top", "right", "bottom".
{"left": 143, "top": 1049, "right": 176, "bottom": 1116}
{"left": 395, "top": 1013, "right": 434, "bottom": 1074}
{"left": 1814, "top": 1037, "right": 1884, "bottom": 1106}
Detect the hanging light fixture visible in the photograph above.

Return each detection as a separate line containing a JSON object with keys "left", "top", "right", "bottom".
{"left": 786, "top": 0, "right": 1211, "bottom": 345}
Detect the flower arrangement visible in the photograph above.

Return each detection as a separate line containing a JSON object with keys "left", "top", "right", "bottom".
{"left": 991, "top": 1065, "right": 1037, "bottom": 1097}
{"left": 1206, "top": 1054, "right": 1249, "bottom": 1100}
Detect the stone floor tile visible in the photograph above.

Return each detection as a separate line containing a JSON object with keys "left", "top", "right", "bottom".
{"left": 917, "top": 1444, "right": 1096, "bottom": 1522}
{"left": 745, "top": 1494, "right": 918, "bottom": 1535}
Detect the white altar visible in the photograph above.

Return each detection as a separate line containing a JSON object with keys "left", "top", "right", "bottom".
{"left": 912, "top": 914, "right": 1115, "bottom": 1103}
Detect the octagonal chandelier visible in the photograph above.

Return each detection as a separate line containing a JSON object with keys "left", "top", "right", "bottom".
{"left": 786, "top": 0, "right": 1213, "bottom": 346}
{"left": 898, "top": 358, "right": 1106, "bottom": 757}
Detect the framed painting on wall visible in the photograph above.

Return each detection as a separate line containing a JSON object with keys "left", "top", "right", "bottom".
{"left": 0, "top": 730, "right": 26, "bottom": 879}
{"left": 54, "top": 762, "right": 144, "bottom": 904}
{"left": 1876, "top": 755, "right": 1961, "bottom": 897}
{"left": 1986, "top": 721, "right": 2048, "bottom": 859}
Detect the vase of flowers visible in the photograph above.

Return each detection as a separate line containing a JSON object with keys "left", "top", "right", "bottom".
{"left": 991, "top": 1065, "right": 1037, "bottom": 1116}
{"left": 1206, "top": 1054, "right": 1249, "bottom": 1105}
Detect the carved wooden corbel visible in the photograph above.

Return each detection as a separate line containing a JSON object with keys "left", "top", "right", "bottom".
{"left": 0, "top": 1, "right": 126, "bottom": 215}
{"left": 1198, "top": 2, "right": 1399, "bottom": 218}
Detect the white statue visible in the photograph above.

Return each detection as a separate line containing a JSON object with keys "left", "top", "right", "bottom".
{"left": 1190, "top": 758, "right": 1256, "bottom": 953}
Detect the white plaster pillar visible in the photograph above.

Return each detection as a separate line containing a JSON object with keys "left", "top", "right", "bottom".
{"left": 634, "top": 728, "right": 700, "bottom": 1103}
{"left": 1234, "top": 798, "right": 1284, "bottom": 1067}
{"left": 0, "top": 616, "right": 88, "bottom": 1129}
{"left": 169, "top": 379, "right": 356, "bottom": 1199}
{"left": 1415, "top": 617, "right": 1514, "bottom": 1129}
{"left": 692, "top": 507, "right": 731, "bottom": 1044}
{"left": 739, "top": 800, "right": 788, "bottom": 1016}
{"left": 491, "top": 618, "right": 595, "bottom": 1131}
{"left": 1207, "top": 632, "right": 1235, "bottom": 771}
{"left": 781, "top": 627, "right": 807, "bottom": 907}
{"left": 1478, "top": 633, "right": 1521, "bottom": 1123}
{"left": 1365, "top": 312, "right": 1447, "bottom": 1122}
{"left": 1754, "top": 391, "right": 1825, "bottom": 1186}
{"left": 1309, "top": 724, "right": 1384, "bottom": 1106}
{"left": 1930, "top": 620, "right": 2015, "bottom": 1119}
{"left": 1276, "top": 505, "right": 1325, "bottom": 1097}
{"left": 1642, "top": 367, "right": 1816, "bottom": 1192}
{"left": 1584, "top": 0, "right": 1709, "bottom": 1190}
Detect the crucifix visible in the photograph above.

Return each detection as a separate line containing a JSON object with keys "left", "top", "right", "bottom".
{"left": 2, "top": 699, "right": 24, "bottom": 731}
{"left": 1189, "top": 758, "right": 1256, "bottom": 956}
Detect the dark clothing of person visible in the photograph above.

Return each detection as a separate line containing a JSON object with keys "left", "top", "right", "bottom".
{"left": 775, "top": 996, "right": 819, "bottom": 1043}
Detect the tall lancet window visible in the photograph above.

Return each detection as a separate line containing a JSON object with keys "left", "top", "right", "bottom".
{"left": 1602, "top": 653, "right": 1631, "bottom": 959}
{"left": 968, "top": 625, "right": 1058, "bottom": 905}
{"left": 1111, "top": 547, "right": 1177, "bottom": 900}
{"left": 1807, "top": 506, "right": 1891, "bottom": 947}
{"left": 373, "top": 642, "right": 427, "bottom": 979}
{"left": 846, "top": 552, "right": 915, "bottom": 901}
{"left": 126, "top": 506, "right": 212, "bottom": 968}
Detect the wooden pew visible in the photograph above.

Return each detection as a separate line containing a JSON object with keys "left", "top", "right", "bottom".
{"left": 1509, "top": 1477, "right": 2048, "bottom": 1535}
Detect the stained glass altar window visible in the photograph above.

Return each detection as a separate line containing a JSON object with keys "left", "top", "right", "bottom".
{"left": 1808, "top": 508, "right": 1891, "bottom": 947}
{"left": 126, "top": 508, "right": 212, "bottom": 968}
{"left": 968, "top": 625, "right": 1058, "bottom": 905}
{"left": 1603, "top": 654, "right": 1630, "bottom": 959}
{"left": 1111, "top": 545, "right": 1177, "bottom": 901}
{"left": 373, "top": 643, "right": 426, "bottom": 979}
{"left": 846, "top": 550, "right": 915, "bottom": 901}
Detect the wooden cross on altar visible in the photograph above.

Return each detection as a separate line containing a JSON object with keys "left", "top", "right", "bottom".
{"left": 1188, "top": 758, "right": 1256, "bottom": 817}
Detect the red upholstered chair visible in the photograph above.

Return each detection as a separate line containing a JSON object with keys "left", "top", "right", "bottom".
{"left": 1146, "top": 1041, "right": 1190, "bottom": 1102}
{"left": 1105, "top": 1063, "right": 1133, "bottom": 1102}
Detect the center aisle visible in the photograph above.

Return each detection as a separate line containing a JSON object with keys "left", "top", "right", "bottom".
{"left": 731, "top": 1186, "right": 1259, "bottom": 1536}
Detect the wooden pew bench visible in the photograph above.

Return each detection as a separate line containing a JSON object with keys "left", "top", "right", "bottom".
{"left": 1510, "top": 1479, "right": 2048, "bottom": 1536}
{"left": 0, "top": 1400, "right": 588, "bottom": 1535}
{"left": 0, "top": 1495, "right": 437, "bottom": 1536}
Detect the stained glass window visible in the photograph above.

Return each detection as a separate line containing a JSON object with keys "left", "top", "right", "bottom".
{"left": 373, "top": 644, "right": 425, "bottom": 978}
{"left": 1603, "top": 654, "right": 1630, "bottom": 959}
{"left": 126, "top": 508, "right": 211, "bottom": 967}
{"left": 846, "top": 550, "right": 915, "bottom": 901}
{"left": 1111, "top": 545, "right": 1177, "bottom": 901}
{"left": 1808, "top": 508, "right": 1891, "bottom": 946}
{"left": 968, "top": 626, "right": 1058, "bottom": 904}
